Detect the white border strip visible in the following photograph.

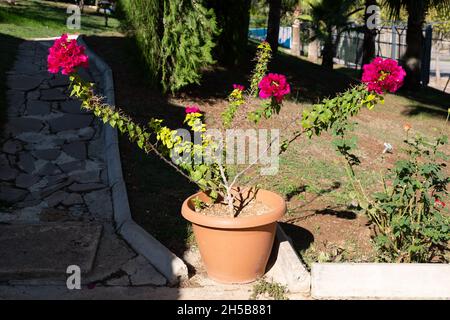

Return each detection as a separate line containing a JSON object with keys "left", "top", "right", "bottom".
{"left": 312, "top": 263, "right": 450, "bottom": 300}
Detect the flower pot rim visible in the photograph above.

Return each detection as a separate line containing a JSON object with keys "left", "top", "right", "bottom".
{"left": 181, "top": 188, "right": 286, "bottom": 229}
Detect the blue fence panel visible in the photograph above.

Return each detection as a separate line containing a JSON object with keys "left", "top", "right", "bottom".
{"left": 248, "top": 27, "right": 292, "bottom": 49}
{"left": 278, "top": 27, "right": 291, "bottom": 48}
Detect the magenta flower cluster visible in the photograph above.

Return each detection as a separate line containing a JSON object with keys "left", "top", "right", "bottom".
{"left": 362, "top": 57, "right": 406, "bottom": 94}
{"left": 47, "top": 34, "right": 89, "bottom": 75}
{"left": 233, "top": 84, "right": 245, "bottom": 91}
{"left": 185, "top": 105, "right": 201, "bottom": 114}
{"left": 258, "top": 73, "right": 291, "bottom": 103}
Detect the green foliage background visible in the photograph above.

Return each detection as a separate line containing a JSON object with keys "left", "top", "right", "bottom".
{"left": 120, "top": 0, "right": 218, "bottom": 93}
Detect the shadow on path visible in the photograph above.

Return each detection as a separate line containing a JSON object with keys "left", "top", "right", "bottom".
{"left": 0, "top": 33, "right": 22, "bottom": 133}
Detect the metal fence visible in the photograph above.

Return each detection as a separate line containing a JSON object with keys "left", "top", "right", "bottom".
{"left": 333, "top": 24, "right": 449, "bottom": 88}
{"left": 334, "top": 24, "right": 415, "bottom": 67}
{"left": 249, "top": 23, "right": 450, "bottom": 92}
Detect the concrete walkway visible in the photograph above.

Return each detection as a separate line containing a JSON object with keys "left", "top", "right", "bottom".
{"left": 0, "top": 40, "right": 167, "bottom": 295}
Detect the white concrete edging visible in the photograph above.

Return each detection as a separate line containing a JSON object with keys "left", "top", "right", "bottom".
{"left": 266, "top": 225, "right": 450, "bottom": 300}
{"left": 266, "top": 224, "right": 311, "bottom": 294}
{"left": 77, "top": 36, "right": 188, "bottom": 285}
{"left": 311, "top": 263, "right": 450, "bottom": 300}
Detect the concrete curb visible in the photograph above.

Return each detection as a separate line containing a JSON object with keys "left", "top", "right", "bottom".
{"left": 266, "top": 224, "right": 311, "bottom": 294}
{"left": 77, "top": 36, "right": 188, "bottom": 285}
{"left": 311, "top": 263, "right": 450, "bottom": 300}
{"left": 266, "top": 224, "right": 450, "bottom": 300}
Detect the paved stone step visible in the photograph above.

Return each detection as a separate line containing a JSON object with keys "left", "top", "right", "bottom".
{"left": 0, "top": 284, "right": 310, "bottom": 300}
{"left": 0, "top": 223, "right": 102, "bottom": 280}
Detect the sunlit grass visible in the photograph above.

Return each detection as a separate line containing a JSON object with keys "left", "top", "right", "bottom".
{"left": 0, "top": 0, "right": 120, "bottom": 39}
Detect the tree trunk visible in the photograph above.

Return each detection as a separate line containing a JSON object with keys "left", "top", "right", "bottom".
{"left": 402, "top": 2, "right": 425, "bottom": 90}
{"left": 206, "top": 0, "right": 251, "bottom": 66}
{"left": 307, "top": 26, "right": 320, "bottom": 61}
{"left": 266, "top": 0, "right": 281, "bottom": 53}
{"left": 308, "top": 39, "right": 320, "bottom": 62}
{"left": 322, "top": 28, "right": 334, "bottom": 69}
{"left": 291, "top": 19, "right": 301, "bottom": 57}
{"left": 361, "top": 0, "right": 377, "bottom": 68}
{"left": 434, "top": 34, "right": 442, "bottom": 83}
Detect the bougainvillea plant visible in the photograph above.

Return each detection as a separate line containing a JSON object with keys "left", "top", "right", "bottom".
{"left": 361, "top": 57, "right": 406, "bottom": 94}
{"left": 48, "top": 35, "right": 405, "bottom": 217}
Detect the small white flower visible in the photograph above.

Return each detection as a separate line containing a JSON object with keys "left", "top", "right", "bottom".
{"left": 383, "top": 142, "right": 393, "bottom": 154}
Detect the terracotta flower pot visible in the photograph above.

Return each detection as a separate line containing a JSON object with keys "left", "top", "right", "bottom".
{"left": 181, "top": 188, "right": 286, "bottom": 284}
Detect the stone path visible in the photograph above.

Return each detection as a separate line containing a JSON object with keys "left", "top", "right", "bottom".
{"left": 0, "top": 40, "right": 166, "bottom": 292}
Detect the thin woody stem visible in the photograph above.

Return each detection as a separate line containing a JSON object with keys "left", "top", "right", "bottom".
{"left": 143, "top": 141, "right": 197, "bottom": 185}
{"left": 72, "top": 77, "right": 199, "bottom": 187}
{"left": 217, "top": 161, "right": 234, "bottom": 215}
{"left": 228, "top": 114, "right": 303, "bottom": 190}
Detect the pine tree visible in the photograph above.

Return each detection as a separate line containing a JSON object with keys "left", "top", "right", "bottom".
{"left": 120, "top": 0, "right": 163, "bottom": 86}
{"left": 120, "top": 0, "right": 218, "bottom": 93}
{"left": 161, "top": 0, "right": 218, "bottom": 93}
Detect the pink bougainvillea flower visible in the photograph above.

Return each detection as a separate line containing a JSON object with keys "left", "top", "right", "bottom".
{"left": 362, "top": 57, "right": 406, "bottom": 94}
{"left": 434, "top": 198, "right": 446, "bottom": 208}
{"left": 47, "top": 34, "right": 89, "bottom": 75}
{"left": 258, "top": 73, "right": 290, "bottom": 103}
{"left": 185, "top": 105, "right": 201, "bottom": 114}
{"left": 233, "top": 84, "right": 245, "bottom": 91}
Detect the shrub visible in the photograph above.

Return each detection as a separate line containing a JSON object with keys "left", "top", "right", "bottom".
{"left": 120, "top": 0, "right": 218, "bottom": 93}
{"left": 119, "top": 0, "right": 162, "bottom": 86}
{"left": 339, "top": 111, "right": 450, "bottom": 263}
{"left": 367, "top": 129, "right": 450, "bottom": 263}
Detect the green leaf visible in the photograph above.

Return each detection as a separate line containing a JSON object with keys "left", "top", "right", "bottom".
{"left": 191, "top": 170, "right": 203, "bottom": 181}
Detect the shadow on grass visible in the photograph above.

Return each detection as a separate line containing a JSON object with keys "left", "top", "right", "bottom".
{"left": 314, "top": 208, "right": 356, "bottom": 220}
{"left": 271, "top": 52, "right": 357, "bottom": 104}
{"left": 265, "top": 222, "right": 313, "bottom": 274}
{"left": 401, "top": 103, "right": 450, "bottom": 118}
{"left": 399, "top": 87, "right": 450, "bottom": 118}
{"left": 278, "top": 222, "right": 314, "bottom": 252}
{"left": 285, "top": 186, "right": 307, "bottom": 201}
{"left": 285, "top": 181, "right": 341, "bottom": 207}
{"left": 180, "top": 42, "right": 357, "bottom": 105}
{"left": 195, "top": 44, "right": 450, "bottom": 114}
{"left": 0, "top": 33, "right": 22, "bottom": 133}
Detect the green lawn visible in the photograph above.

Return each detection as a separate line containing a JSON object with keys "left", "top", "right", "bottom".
{"left": 0, "top": 0, "right": 120, "bottom": 39}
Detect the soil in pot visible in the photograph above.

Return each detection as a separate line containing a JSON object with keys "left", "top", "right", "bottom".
{"left": 195, "top": 198, "right": 272, "bottom": 218}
